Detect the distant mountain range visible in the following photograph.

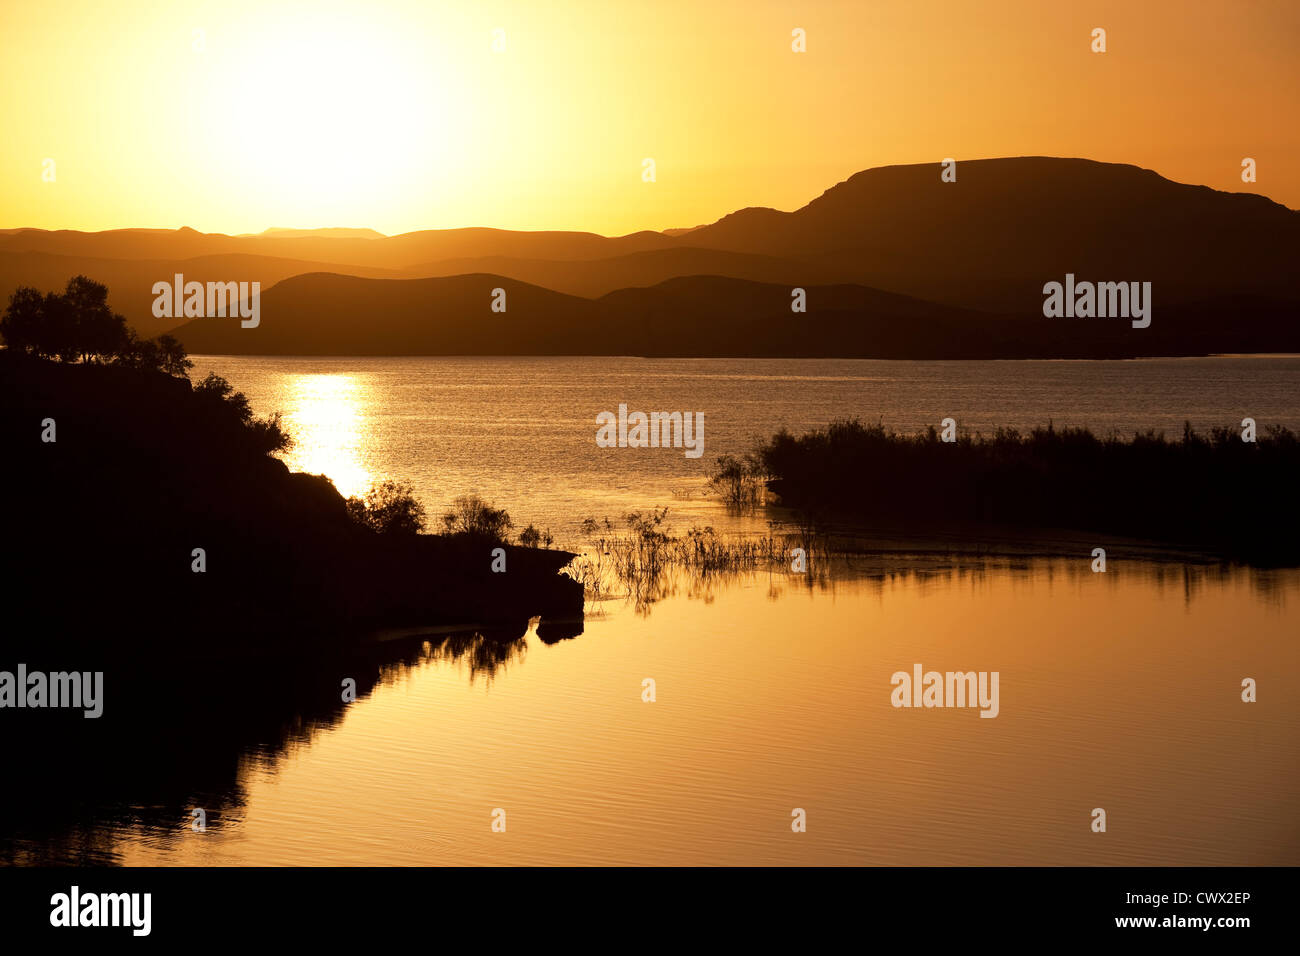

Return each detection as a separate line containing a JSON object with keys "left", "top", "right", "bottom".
{"left": 3, "top": 157, "right": 1296, "bottom": 357}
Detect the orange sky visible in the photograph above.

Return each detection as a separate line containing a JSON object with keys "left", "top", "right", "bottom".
{"left": 3, "top": 0, "right": 1297, "bottom": 235}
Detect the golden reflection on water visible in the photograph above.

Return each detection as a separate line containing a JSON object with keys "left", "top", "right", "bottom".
{"left": 279, "top": 374, "right": 372, "bottom": 498}
{"left": 107, "top": 560, "right": 1299, "bottom": 866}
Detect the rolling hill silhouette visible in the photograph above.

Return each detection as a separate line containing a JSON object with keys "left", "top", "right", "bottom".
{"left": 0, "top": 226, "right": 681, "bottom": 333}
{"left": 168, "top": 273, "right": 1297, "bottom": 358}
{"left": 253, "top": 227, "right": 387, "bottom": 240}
{"left": 6, "top": 157, "right": 1298, "bottom": 357}
{"left": 171, "top": 273, "right": 603, "bottom": 354}
{"left": 0, "top": 250, "right": 408, "bottom": 335}
{"left": 408, "top": 247, "right": 850, "bottom": 297}
{"left": 0, "top": 224, "right": 675, "bottom": 268}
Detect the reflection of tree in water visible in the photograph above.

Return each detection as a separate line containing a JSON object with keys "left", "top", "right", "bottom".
{"left": 0, "top": 618, "right": 572, "bottom": 865}
{"left": 4, "top": 554, "right": 1287, "bottom": 864}
{"left": 412, "top": 626, "right": 529, "bottom": 683}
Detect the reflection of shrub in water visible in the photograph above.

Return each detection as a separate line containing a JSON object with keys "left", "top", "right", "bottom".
{"left": 567, "top": 510, "right": 831, "bottom": 613}
{"left": 0, "top": 619, "right": 536, "bottom": 865}
{"left": 421, "top": 627, "right": 528, "bottom": 682}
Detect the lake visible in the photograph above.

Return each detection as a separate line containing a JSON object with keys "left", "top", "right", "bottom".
{"left": 195, "top": 354, "right": 1300, "bottom": 537}
{"left": 91, "top": 558, "right": 1298, "bottom": 866}
{"left": 7, "top": 355, "right": 1299, "bottom": 865}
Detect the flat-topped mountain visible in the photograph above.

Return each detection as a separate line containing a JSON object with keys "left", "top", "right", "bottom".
{"left": 679, "top": 157, "right": 1300, "bottom": 312}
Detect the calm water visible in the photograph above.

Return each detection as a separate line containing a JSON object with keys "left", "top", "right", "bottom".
{"left": 194, "top": 354, "right": 1300, "bottom": 537}
{"left": 16, "top": 356, "right": 1300, "bottom": 865}
{"left": 102, "top": 560, "right": 1297, "bottom": 866}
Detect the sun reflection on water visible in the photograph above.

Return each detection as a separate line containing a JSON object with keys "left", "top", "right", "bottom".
{"left": 280, "top": 374, "right": 371, "bottom": 498}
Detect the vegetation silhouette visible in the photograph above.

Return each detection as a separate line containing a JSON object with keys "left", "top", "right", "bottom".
{"left": 744, "top": 419, "right": 1299, "bottom": 564}
{"left": 0, "top": 278, "right": 586, "bottom": 862}
{"left": 1, "top": 275, "right": 193, "bottom": 373}
{"left": 568, "top": 510, "right": 828, "bottom": 614}
{"left": 518, "top": 523, "right": 556, "bottom": 548}
{"left": 441, "top": 493, "right": 514, "bottom": 542}
{"left": 345, "top": 479, "right": 428, "bottom": 535}
{"left": 0, "top": 278, "right": 583, "bottom": 649}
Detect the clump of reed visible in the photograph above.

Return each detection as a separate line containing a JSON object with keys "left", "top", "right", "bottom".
{"left": 564, "top": 510, "right": 831, "bottom": 611}
{"left": 749, "top": 418, "right": 1300, "bottom": 562}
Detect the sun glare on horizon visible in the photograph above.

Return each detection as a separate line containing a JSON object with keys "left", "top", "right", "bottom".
{"left": 2, "top": 0, "right": 1297, "bottom": 233}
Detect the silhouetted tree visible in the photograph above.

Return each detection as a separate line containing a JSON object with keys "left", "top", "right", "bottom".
{"left": 442, "top": 494, "right": 513, "bottom": 542}
{"left": 39, "top": 290, "right": 77, "bottom": 361}
{"left": 2, "top": 276, "right": 150, "bottom": 367}
{"left": 112, "top": 330, "right": 162, "bottom": 372}
{"left": 0, "top": 287, "right": 44, "bottom": 355}
{"left": 195, "top": 372, "right": 252, "bottom": 418}
{"left": 346, "top": 480, "right": 427, "bottom": 535}
{"left": 156, "top": 334, "right": 193, "bottom": 378}
{"left": 192, "top": 372, "right": 292, "bottom": 455}
{"left": 63, "top": 276, "right": 129, "bottom": 362}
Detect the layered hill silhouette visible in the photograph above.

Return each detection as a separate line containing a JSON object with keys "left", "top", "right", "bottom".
{"left": 170, "top": 273, "right": 1298, "bottom": 358}
{"left": 5, "top": 157, "right": 1297, "bottom": 357}
{"left": 0, "top": 250, "right": 408, "bottom": 336}
{"left": 408, "top": 247, "right": 849, "bottom": 298}
{"left": 0, "top": 224, "right": 675, "bottom": 268}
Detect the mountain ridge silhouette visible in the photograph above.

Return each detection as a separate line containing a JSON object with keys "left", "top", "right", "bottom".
{"left": 4, "top": 157, "right": 1296, "bottom": 356}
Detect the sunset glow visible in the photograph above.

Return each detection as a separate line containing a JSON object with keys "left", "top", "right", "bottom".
{"left": 4, "top": 0, "right": 1297, "bottom": 235}
{"left": 2, "top": 0, "right": 1297, "bottom": 904}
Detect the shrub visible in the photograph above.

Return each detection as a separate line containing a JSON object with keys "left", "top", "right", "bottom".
{"left": 442, "top": 494, "right": 513, "bottom": 542}
{"left": 192, "top": 372, "right": 291, "bottom": 455}
{"left": 346, "top": 480, "right": 427, "bottom": 535}
{"left": 519, "top": 524, "right": 554, "bottom": 548}
{"left": 707, "top": 452, "right": 766, "bottom": 507}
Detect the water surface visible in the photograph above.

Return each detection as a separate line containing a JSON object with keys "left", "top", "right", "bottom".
{"left": 194, "top": 354, "right": 1300, "bottom": 535}
{"left": 8, "top": 356, "right": 1296, "bottom": 866}
{"left": 103, "top": 559, "right": 1299, "bottom": 866}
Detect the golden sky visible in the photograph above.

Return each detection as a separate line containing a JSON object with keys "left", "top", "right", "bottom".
{"left": 3, "top": 0, "right": 1297, "bottom": 236}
